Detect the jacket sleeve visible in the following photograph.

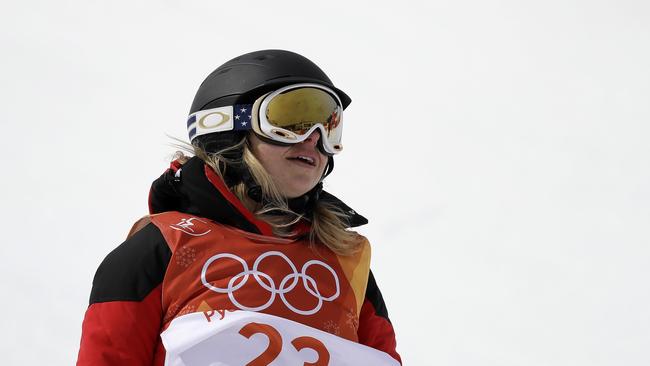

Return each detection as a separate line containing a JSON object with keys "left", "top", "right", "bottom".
{"left": 77, "top": 223, "right": 171, "bottom": 366}
{"left": 357, "top": 270, "right": 402, "bottom": 364}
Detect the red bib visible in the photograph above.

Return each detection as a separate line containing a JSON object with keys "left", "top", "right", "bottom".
{"left": 148, "top": 211, "right": 371, "bottom": 343}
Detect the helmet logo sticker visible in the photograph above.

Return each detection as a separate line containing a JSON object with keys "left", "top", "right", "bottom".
{"left": 188, "top": 106, "right": 235, "bottom": 139}
{"left": 199, "top": 111, "right": 230, "bottom": 129}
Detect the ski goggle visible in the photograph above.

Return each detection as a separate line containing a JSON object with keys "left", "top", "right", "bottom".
{"left": 187, "top": 83, "right": 344, "bottom": 155}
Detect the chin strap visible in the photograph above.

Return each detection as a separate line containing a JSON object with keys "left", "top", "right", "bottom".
{"left": 244, "top": 177, "right": 323, "bottom": 217}
{"left": 323, "top": 156, "right": 334, "bottom": 178}
{"left": 288, "top": 182, "right": 322, "bottom": 215}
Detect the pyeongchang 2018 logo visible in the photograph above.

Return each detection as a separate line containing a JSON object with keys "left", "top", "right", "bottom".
{"left": 201, "top": 251, "right": 340, "bottom": 316}
{"left": 170, "top": 217, "right": 211, "bottom": 236}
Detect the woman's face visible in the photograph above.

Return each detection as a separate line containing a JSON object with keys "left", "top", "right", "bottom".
{"left": 249, "top": 131, "right": 328, "bottom": 198}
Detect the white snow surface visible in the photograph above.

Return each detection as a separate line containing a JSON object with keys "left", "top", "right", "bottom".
{"left": 1, "top": 0, "right": 649, "bottom": 365}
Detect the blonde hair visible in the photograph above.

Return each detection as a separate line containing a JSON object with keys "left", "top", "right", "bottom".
{"left": 173, "top": 135, "right": 361, "bottom": 256}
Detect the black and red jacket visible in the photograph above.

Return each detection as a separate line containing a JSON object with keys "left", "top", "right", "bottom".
{"left": 77, "top": 157, "right": 400, "bottom": 365}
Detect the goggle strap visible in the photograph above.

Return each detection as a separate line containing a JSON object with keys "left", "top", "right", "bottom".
{"left": 187, "top": 104, "right": 254, "bottom": 141}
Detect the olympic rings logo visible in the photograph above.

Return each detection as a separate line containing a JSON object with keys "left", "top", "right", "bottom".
{"left": 200, "top": 251, "right": 340, "bottom": 316}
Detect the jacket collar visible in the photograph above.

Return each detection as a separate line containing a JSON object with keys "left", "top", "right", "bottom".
{"left": 148, "top": 156, "right": 367, "bottom": 236}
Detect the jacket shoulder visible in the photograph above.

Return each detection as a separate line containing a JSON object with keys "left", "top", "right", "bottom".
{"left": 90, "top": 222, "right": 172, "bottom": 304}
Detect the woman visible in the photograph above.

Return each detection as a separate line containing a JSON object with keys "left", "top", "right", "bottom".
{"left": 77, "top": 49, "right": 401, "bottom": 365}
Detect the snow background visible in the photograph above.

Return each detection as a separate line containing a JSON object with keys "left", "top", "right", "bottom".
{"left": 1, "top": 0, "right": 649, "bottom": 364}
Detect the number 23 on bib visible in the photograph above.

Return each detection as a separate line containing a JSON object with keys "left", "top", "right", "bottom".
{"left": 162, "top": 310, "right": 400, "bottom": 366}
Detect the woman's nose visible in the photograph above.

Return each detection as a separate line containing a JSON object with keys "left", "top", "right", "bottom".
{"left": 301, "top": 130, "right": 321, "bottom": 146}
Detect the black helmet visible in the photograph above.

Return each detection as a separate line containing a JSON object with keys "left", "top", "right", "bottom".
{"left": 191, "top": 49, "right": 351, "bottom": 114}
{"left": 189, "top": 49, "right": 351, "bottom": 154}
